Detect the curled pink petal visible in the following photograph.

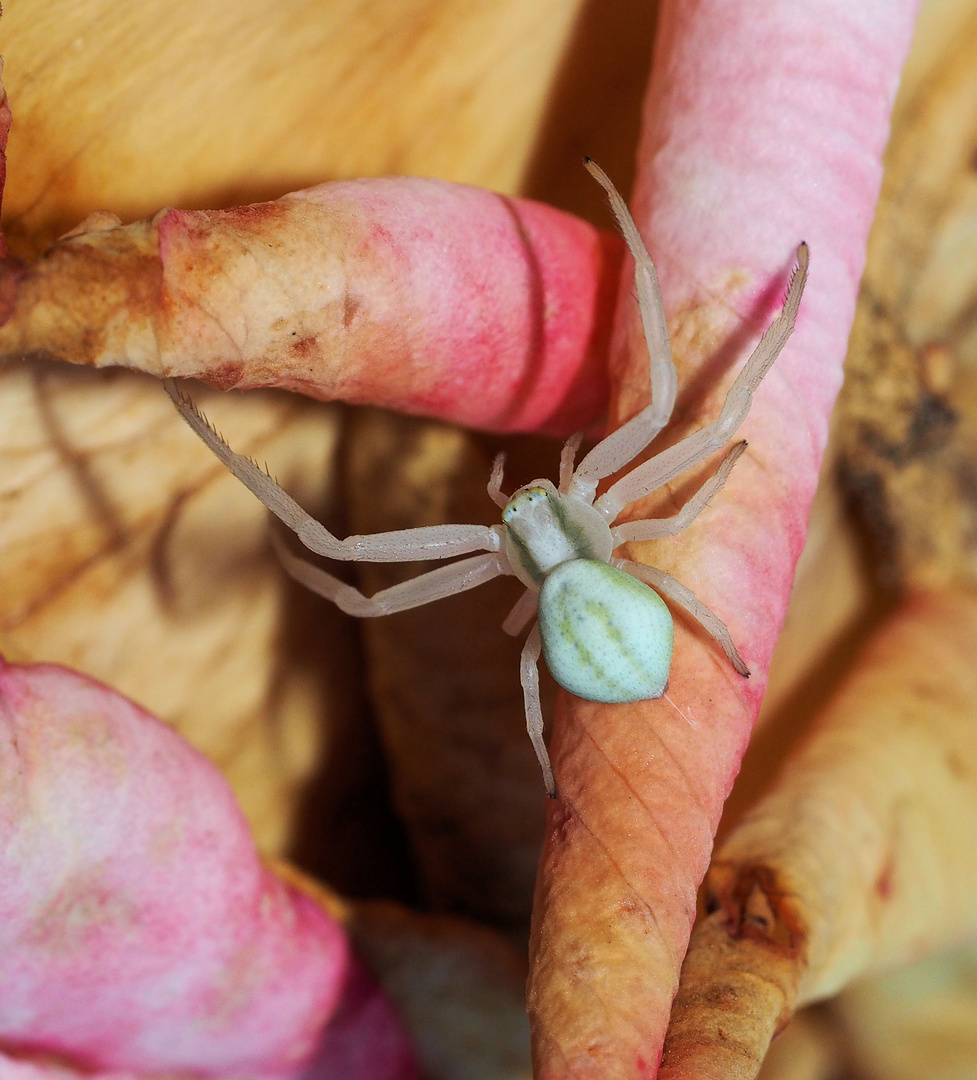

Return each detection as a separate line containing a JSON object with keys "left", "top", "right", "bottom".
{"left": 528, "top": 1, "right": 919, "bottom": 1076}
{"left": 0, "top": 657, "right": 418, "bottom": 1080}
{"left": 0, "top": 180, "right": 620, "bottom": 437}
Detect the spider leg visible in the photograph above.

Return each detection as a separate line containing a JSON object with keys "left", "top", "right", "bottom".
{"left": 595, "top": 243, "right": 809, "bottom": 521}
{"left": 520, "top": 622, "right": 555, "bottom": 797}
{"left": 567, "top": 161, "right": 678, "bottom": 503}
{"left": 615, "top": 558, "right": 749, "bottom": 677}
{"left": 611, "top": 442, "right": 746, "bottom": 543}
{"left": 167, "top": 380, "right": 500, "bottom": 562}
{"left": 502, "top": 587, "right": 538, "bottom": 636}
{"left": 272, "top": 533, "right": 506, "bottom": 616}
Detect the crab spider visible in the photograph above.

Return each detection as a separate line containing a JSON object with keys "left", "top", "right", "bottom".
{"left": 165, "top": 159, "right": 808, "bottom": 798}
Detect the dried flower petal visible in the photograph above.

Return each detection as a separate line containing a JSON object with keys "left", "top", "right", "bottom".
{"left": 0, "top": 657, "right": 418, "bottom": 1079}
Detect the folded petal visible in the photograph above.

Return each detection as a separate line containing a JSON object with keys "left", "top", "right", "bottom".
{"left": 528, "top": 1, "right": 919, "bottom": 1075}
{"left": 662, "top": 592, "right": 977, "bottom": 1079}
{"left": 0, "top": 657, "right": 418, "bottom": 1079}
{"left": 0, "top": 181, "right": 619, "bottom": 437}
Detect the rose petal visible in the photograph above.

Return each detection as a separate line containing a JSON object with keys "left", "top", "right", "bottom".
{"left": 0, "top": 656, "right": 418, "bottom": 1079}
{"left": 0, "top": 180, "right": 620, "bottom": 437}
{"left": 528, "top": 1, "right": 919, "bottom": 1075}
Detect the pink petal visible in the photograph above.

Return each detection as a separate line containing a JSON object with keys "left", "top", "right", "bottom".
{"left": 528, "top": 1, "right": 919, "bottom": 1075}
{"left": 0, "top": 657, "right": 418, "bottom": 1079}
{"left": 0, "top": 179, "right": 620, "bottom": 437}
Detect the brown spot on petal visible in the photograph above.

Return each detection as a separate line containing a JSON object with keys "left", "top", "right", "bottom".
{"left": 206, "top": 362, "right": 245, "bottom": 390}
{"left": 720, "top": 865, "right": 803, "bottom": 953}
{"left": 874, "top": 856, "right": 895, "bottom": 902}
{"left": 946, "top": 748, "right": 969, "bottom": 780}
{"left": 289, "top": 335, "right": 317, "bottom": 359}
{"left": 342, "top": 292, "right": 361, "bottom": 330}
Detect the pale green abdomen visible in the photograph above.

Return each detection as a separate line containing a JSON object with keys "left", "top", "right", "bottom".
{"left": 538, "top": 560, "right": 674, "bottom": 703}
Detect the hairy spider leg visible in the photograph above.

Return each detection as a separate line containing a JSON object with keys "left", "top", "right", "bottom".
{"left": 502, "top": 587, "right": 539, "bottom": 636}
{"left": 519, "top": 623, "right": 555, "bottom": 796}
{"left": 615, "top": 558, "right": 749, "bottom": 676}
{"left": 166, "top": 379, "right": 500, "bottom": 563}
{"left": 568, "top": 160, "right": 679, "bottom": 503}
{"left": 595, "top": 243, "right": 809, "bottom": 522}
{"left": 272, "top": 533, "right": 505, "bottom": 616}
{"left": 611, "top": 441, "right": 746, "bottom": 543}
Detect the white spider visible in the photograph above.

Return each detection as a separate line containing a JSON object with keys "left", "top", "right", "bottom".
{"left": 165, "top": 160, "right": 808, "bottom": 798}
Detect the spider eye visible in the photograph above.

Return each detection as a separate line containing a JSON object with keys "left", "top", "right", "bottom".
{"left": 502, "top": 486, "right": 549, "bottom": 523}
